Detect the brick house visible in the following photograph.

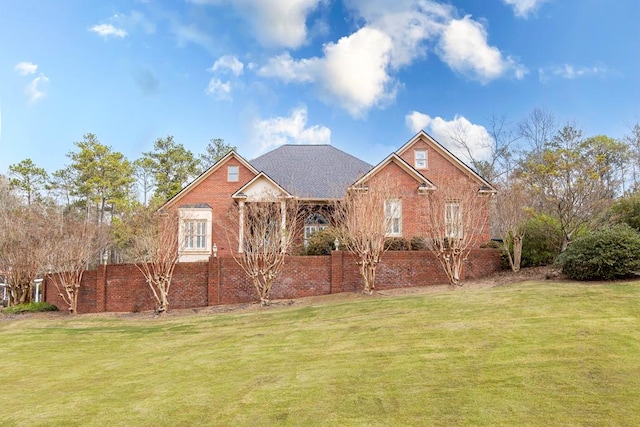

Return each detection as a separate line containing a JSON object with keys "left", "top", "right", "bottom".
{"left": 43, "top": 131, "right": 500, "bottom": 313}
{"left": 160, "top": 130, "right": 496, "bottom": 261}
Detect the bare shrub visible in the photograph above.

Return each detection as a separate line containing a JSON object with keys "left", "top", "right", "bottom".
{"left": 127, "top": 208, "right": 180, "bottom": 314}
{"left": 47, "top": 213, "right": 104, "bottom": 314}
{"left": 225, "top": 195, "right": 301, "bottom": 306}
{"left": 424, "top": 187, "right": 491, "bottom": 287}
{"left": 333, "top": 175, "right": 399, "bottom": 294}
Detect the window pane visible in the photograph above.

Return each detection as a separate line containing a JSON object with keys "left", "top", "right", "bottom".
{"left": 445, "top": 202, "right": 461, "bottom": 238}
{"left": 415, "top": 150, "right": 427, "bottom": 168}
{"left": 183, "top": 220, "right": 207, "bottom": 250}
{"left": 385, "top": 199, "right": 401, "bottom": 235}
{"left": 228, "top": 166, "right": 239, "bottom": 182}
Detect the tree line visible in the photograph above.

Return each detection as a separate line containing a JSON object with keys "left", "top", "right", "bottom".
{"left": 7, "top": 135, "right": 236, "bottom": 217}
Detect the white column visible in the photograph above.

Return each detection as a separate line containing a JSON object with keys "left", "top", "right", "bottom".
{"left": 238, "top": 200, "right": 245, "bottom": 253}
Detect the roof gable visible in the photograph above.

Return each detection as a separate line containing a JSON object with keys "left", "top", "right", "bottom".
{"left": 161, "top": 150, "right": 258, "bottom": 210}
{"left": 397, "top": 130, "right": 496, "bottom": 192}
{"left": 353, "top": 153, "right": 437, "bottom": 192}
{"left": 231, "top": 172, "right": 292, "bottom": 201}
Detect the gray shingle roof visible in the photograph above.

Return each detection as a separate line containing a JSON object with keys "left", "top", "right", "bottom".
{"left": 250, "top": 145, "right": 373, "bottom": 199}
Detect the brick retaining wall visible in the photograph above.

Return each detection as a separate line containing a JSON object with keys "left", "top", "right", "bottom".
{"left": 44, "top": 249, "right": 501, "bottom": 313}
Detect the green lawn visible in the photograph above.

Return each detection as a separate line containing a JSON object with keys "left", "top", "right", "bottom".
{"left": 2, "top": 281, "right": 640, "bottom": 426}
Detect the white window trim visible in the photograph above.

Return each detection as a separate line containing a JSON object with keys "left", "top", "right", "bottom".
{"left": 414, "top": 150, "right": 427, "bottom": 169}
{"left": 227, "top": 165, "right": 239, "bottom": 182}
{"left": 178, "top": 208, "right": 213, "bottom": 261}
{"left": 385, "top": 199, "right": 402, "bottom": 237}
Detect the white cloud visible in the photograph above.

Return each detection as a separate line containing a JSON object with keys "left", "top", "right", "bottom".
{"left": 244, "top": 0, "right": 323, "bottom": 48}
{"left": 344, "top": 0, "right": 451, "bottom": 68}
{"left": 258, "top": 52, "right": 319, "bottom": 83}
{"left": 259, "top": 27, "right": 396, "bottom": 118}
{"left": 209, "top": 55, "right": 244, "bottom": 76}
{"left": 114, "top": 10, "right": 156, "bottom": 34}
{"left": 90, "top": 24, "right": 128, "bottom": 38}
{"left": 205, "top": 78, "right": 232, "bottom": 100}
{"left": 173, "top": 23, "right": 215, "bottom": 50}
{"left": 538, "top": 64, "right": 607, "bottom": 83}
{"left": 250, "top": 106, "right": 331, "bottom": 154}
{"left": 15, "top": 62, "right": 49, "bottom": 104}
{"left": 321, "top": 27, "right": 395, "bottom": 117}
{"left": 405, "top": 111, "right": 493, "bottom": 163}
{"left": 189, "top": 0, "right": 324, "bottom": 49}
{"left": 437, "top": 16, "right": 527, "bottom": 83}
{"left": 502, "top": 0, "right": 548, "bottom": 18}
{"left": 14, "top": 62, "right": 38, "bottom": 76}
{"left": 406, "top": 110, "right": 432, "bottom": 133}
{"left": 26, "top": 74, "right": 49, "bottom": 104}
{"left": 206, "top": 56, "right": 245, "bottom": 100}
{"left": 256, "top": 2, "right": 526, "bottom": 116}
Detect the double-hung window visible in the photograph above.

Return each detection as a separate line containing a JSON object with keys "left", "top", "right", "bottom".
{"left": 445, "top": 201, "right": 462, "bottom": 239}
{"left": 178, "top": 207, "right": 212, "bottom": 262}
{"left": 385, "top": 199, "right": 402, "bottom": 236}
{"left": 415, "top": 150, "right": 427, "bottom": 169}
{"left": 227, "top": 166, "right": 239, "bottom": 182}
{"left": 184, "top": 220, "right": 207, "bottom": 250}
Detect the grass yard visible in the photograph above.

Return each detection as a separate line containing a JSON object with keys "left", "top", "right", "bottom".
{"left": 2, "top": 280, "right": 640, "bottom": 426}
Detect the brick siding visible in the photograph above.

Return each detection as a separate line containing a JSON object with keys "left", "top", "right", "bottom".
{"left": 44, "top": 249, "right": 501, "bottom": 313}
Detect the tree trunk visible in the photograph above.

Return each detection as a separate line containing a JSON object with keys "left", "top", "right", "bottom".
{"left": 253, "top": 277, "right": 272, "bottom": 306}
{"left": 512, "top": 235, "right": 523, "bottom": 272}
{"left": 359, "top": 261, "right": 377, "bottom": 295}
{"left": 157, "top": 293, "right": 169, "bottom": 314}
{"left": 437, "top": 250, "right": 463, "bottom": 287}
{"left": 69, "top": 289, "right": 78, "bottom": 315}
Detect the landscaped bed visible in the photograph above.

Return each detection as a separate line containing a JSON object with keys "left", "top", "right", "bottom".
{"left": 1, "top": 275, "right": 639, "bottom": 426}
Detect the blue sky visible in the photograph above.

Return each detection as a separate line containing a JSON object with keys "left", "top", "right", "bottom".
{"left": 1, "top": 0, "right": 638, "bottom": 175}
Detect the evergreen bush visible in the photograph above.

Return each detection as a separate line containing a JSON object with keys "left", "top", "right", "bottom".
{"left": 384, "top": 237, "right": 410, "bottom": 251}
{"left": 520, "top": 214, "right": 564, "bottom": 267}
{"left": 304, "top": 228, "right": 337, "bottom": 255}
{"left": 410, "top": 236, "right": 428, "bottom": 250}
{"left": 557, "top": 225, "right": 640, "bottom": 280}
{"left": 2, "top": 302, "right": 59, "bottom": 314}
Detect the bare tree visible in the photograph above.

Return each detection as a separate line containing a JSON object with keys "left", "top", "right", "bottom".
{"left": 0, "top": 174, "right": 21, "bottom": 213}
{"left": 333, "top": 175, "right": 398, "bottom": 294}
{"left": 486, "top": 114, "right": 521, "bottom": 185}
{"left": 446, "top": 114, "right": 519, "bottom": 185}
{"left": 494, "top": 183, "right": 529, "bottom": 272}
{"left": 0, "top": 203, "right": 51, "bottom": 305}
{"left": 424, "top": 186, "right": 491, "bottom": 287}
{"left": 446, "top": 119, "right": 495, "bottom": 178}
{"left": 47, "top": 214, "right": 103, "bottom": 314}
{"left": 127, "top": 208, "right": 181, "bottom": 314}
{"left": 226, "top": 195, "right": 301, "bottom": 306}
{"left": 518, "top": 107, "right": 557, "bottom": 157}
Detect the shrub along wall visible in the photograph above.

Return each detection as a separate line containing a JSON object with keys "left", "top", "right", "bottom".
{"left": 44, "top": 249, "right": 501, "bottom": 313}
